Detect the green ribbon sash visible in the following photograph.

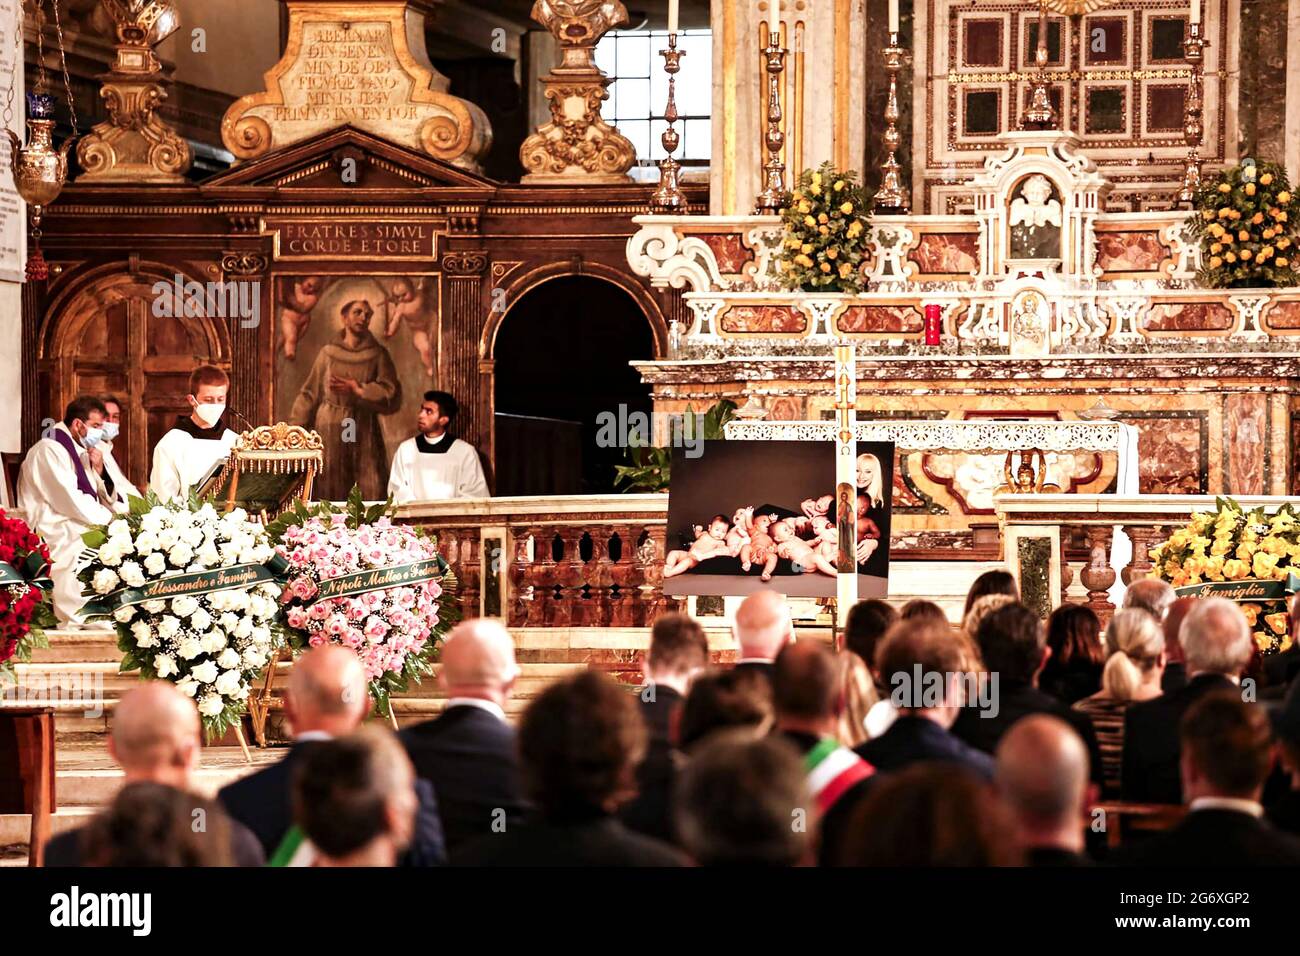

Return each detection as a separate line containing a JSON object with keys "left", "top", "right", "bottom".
{"left": 302, "top": 557, "right": 446, "bottom": 608}
{"left": 81, "top": 553, "right": 290, "bottom": 618}
{"left": 1173, "top": 572, "right": 1300, "bottom": 602}
{"left": 0, "top": 551, "right": 54, "bottom": 594}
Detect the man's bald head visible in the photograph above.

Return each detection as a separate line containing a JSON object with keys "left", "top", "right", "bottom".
{"left": 1123, "top": 578, "right": 1175, "bottom": 623}
{"left": 286, "top": 645, "right": 369, "bottom": 737}
{"left": 733, "top": 591, "right": 794, "bottom": 662}
{"left": 996, "top": 715, "right": 1089, "bottom": 828}
{"left": 110, "top": 683, "right": 202, "bottom": 787}
{"left": 438, "top": 619, "right": 519, "bottom": 707}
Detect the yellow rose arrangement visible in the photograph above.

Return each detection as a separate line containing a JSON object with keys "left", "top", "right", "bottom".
{"left": 1149, "top": 497, "right": 1299, "bottom": 654}
{"left": 777, "top": 162, "right": 872, "bottom": 293}
{"left": 1187, "top": 160, "right": 1300, "bottom": 288}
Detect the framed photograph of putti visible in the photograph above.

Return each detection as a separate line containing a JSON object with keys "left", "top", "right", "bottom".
{"left": 662, "top": 440, "right": 893, "bottom": 598}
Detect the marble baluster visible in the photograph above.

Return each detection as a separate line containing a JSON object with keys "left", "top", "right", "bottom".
{"left": 1121, "top": 524, "right": 1165, "bottom": 585}
{"left": 1080, "top": 526, "right": 1117, "bottom": 623}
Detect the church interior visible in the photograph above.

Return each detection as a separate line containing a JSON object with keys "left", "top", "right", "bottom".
{"left": 2, "top": 0, "right": 1300, "bottom": 879}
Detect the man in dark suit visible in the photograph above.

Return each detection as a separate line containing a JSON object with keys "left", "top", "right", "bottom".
{"left": 453, "top": 671, "right": 684, "bottom": 866}
{"left": 855, "top": 619, "right": 995, "bottom": 779}
{"left": 46, "top": 684, "right": 263, "bottom": 867}
{"left": 997, "top": 715, "right": 1095, "bottom": 866}
{"left": 399, "top": 618, "right": 528, "bottom": 853}
{"left": 219, "top": 645, "right": 445, "bottom": 865}
{"left": 1158, "top": 597, "right": 1197, "bottom": 693}
{"left": 951, "top": 603, "right": 1104, "bottom": 784}
{"left": 731, "top": 590, "right": 795, "bottom": 686}
{"left": 1262, "top": 593, "right": 1300, "bottom": 696}
{"left": 1122, "top": 597, "right": 1253, "bottom": 804}
{"left": 620, "top": 612, "right": 709, "bottom": 842}
{"left": 1118, "top": 691, "right": 1300, "bottom": 865}
{"left": 1266, "top": 675, "right": 1300, "bottom": 835}
{"left": 771, "top": 641, "right": 875, "bottom": 866}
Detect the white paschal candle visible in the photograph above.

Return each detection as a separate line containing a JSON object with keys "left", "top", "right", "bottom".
{"left": 1191, "top": 0, "right": 1200, "bottom": 23}
{"left": 668, "top": 0, "right": 679, "bottom": 34}
{"left": 888, "top": 0, "right": 899, "bottom": 33}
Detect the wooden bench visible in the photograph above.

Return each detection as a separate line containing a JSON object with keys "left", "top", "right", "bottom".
{"left": 0, "top": 707, "right": 57, "bottom": 866}
{"left": 1094, "top": 801, "right": 1187, "bottom": 850}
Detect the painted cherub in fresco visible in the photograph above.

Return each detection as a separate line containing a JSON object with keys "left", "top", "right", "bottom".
{"left": 664, "top": 514, "right": 737, "bottom": 577}
{"left": 771, "top": 518, "right": 839, "bottom": 577}
{"left": 279, "top": 276, "right": 324, "bottom": 360}
{"left": 741, "top": 512, "right": 780, "bottom": 582}
{"left": 384, "top": 277, "right": 435, "bottom": 377}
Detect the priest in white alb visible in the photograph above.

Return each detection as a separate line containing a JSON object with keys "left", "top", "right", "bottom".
{"left": 16, "top": 396, "right": 119, "bottom": 622}
{"left": 90, "top": 393, "right": 142, "bottom": 508}
{"left": 150, "top": 365, "right": 239, "bottom": 502}
{"left": 388, "top": 390, "right": 489, "bottom": 503}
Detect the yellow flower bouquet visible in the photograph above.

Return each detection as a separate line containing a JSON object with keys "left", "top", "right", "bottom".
{"left": 1186, "top": 159, "right": 1300, "bottom": 288}
{"left": 1149, "top": 497, "right": 1299, "bottom": 654}
{"left": 776, "top": 162, "right": 873, "bottom": 293}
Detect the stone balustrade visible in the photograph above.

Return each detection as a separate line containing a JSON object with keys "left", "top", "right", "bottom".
{"left": 395, "top": 495, "right": 680, "bottom": 628}
{"left": 993, "top": 493, "right": 1300, "bottom": 622}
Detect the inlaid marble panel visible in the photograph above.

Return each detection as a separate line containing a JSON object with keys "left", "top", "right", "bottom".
{"left": 1117, "top": 410, "right": 1208, "bottom": 494}
{"left": 1143, "top": 302, "right": 1234, "bottom": 332}
{"left": 1224, "top": 393, "right": 1268, "bottom": 495}
{"left": 718, "top": 305, "right": 806, "bottom": 334}
{"left": 908, "top": 233, "right": 980, "bottom": 274}
{"left": 838, "top": 304, "right": 925, "bottom": 334}
{"left": 1095, "top": 230, "right": 1170, "bottom": 272}
{"left": 701, "top": 234, "right": 753, "bottom": 275}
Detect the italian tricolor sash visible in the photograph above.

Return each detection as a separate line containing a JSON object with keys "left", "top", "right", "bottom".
{"left": 804, "top": 737, "right": 874, "bottom": 814}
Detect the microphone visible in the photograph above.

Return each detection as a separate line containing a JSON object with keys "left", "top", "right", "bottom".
{"left": 225, "top": 406, "right": 257, "bottom": 433}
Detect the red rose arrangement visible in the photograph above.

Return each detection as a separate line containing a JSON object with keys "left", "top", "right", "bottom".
{"left": 0, "top": 509, "right": 57, "bottom": 680}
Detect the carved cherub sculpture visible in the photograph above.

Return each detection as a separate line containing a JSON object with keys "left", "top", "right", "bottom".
{"left": 1008, "top": 174, "right": 1063, "bottom": 259}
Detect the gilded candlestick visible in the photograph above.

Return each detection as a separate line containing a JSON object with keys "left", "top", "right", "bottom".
{"left": 649, "top": 31, "right": 687, "bottom": 213}
{"left": 753, "top": 27, "right": 788, "bottom": 215}
{"left": 1020, "top": 2, "right": 1058, "bottom": 130}
{"left": 1176, "top": 21, "right": 1207, "bottom": 207}
{"left": 874, "top": 31, "right": 910, "bottom": 213}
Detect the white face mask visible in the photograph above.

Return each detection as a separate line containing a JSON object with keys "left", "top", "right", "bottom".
{"left": 82, "top": 426, "right": 105, "bottom": 448}
{"left": 102, "top": 421, "right": 120, "bottom": 442}
{"left": 194, "top": 402, "right": 225, "bottom": 427}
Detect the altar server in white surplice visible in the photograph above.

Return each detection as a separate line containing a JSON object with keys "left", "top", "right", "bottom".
{"left": 388, "top": 391, "right": 489, "bottom": 504}
{"left": 16, "top": 396, "right": 117, "bottom": 622}
{"left": 92, "top": 394, "right": 142, "bottom": 509}
{"left": 150, "top": 365, "right": 239, "bottom": 503}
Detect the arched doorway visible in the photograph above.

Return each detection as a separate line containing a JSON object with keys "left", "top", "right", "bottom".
{"left": 493, "top": 275, "right": 656, "bottom": 495}
{"left": 39, "top": 267, "right": 232, "bottom": 491}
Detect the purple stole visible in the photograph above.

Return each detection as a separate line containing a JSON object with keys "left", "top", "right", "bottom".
{"left": 50, "top": 426, "right": 98, "bottom": 500}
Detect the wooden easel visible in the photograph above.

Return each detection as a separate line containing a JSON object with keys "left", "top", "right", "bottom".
{"left": 201, "top": 424, "right": 324, "bottom": 756}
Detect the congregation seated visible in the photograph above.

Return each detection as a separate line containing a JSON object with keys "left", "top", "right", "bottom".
{"left": 1115, "top": 692, "right": 1300, "bottom": 866}
{"left": 677, "top": 668, "right": 773, "bottom": 749}
{"left": 1266, "top": 678, "right": 1300, "bottom": 835}
{"left": 620, "top": 613, "right": 709, "bottom": 843}
{"left": 770, "top": 641, "right": 875, "bottom": 866}
{"left": 949, "top": 603, "right": 1103, "bottom": 784}
{"left": 453, "top": 670, "right": 684, "bottom": 866}
{"left": 1159, "top": 594, "right": 1196, "bottom": 694}
{"left": 838, "top": 598, "right": 897, "bottom": 747}
{"left": 843, "top": 763, "right": 1021, "bottom": 866}
{"left": 731, "top": 589, "right": 795, "bottom": 685}
{"left": 854, "top": 620, "right": 994, "bottom": 780}
{"left": 996, "top": 715, "right": 1094, "bottom": 867}
{"left": 1121, "top": 597, "right": 1253, "bottom": 804}
{"left": 963, "top": 569, "right": 1019, "bottom": 619}
{"left": 1262, "top": 592, "right": 1300, "bottom": 695}
{"left": 1073, "top": 609, "right": 1167, "bottom": 797}
{"left": 398, "top": 619, "right": 528, "bottom": 853}
{"left": 291, "top": 726, "right": 421, "bottom": 867}
{"left": 1039, "top": 604, "right": 1103, "bottom": 704}
{"left": 47, "top": 683, "right": 262, "bottom": 867}
{"left": 219, "top": 645, "right": 446, "bottom": 866}
{"left": 674, "top": 731, "right": 812, "bottom": 867}
{"left": 1122, "top": 577, "right": 1175, "bottom": 624}
{"left": 80, "top": 783, "right": 235, "bottom": 868}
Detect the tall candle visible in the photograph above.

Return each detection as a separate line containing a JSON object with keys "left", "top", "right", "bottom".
{"left": 1190, "top": 0, "right": 1200, "bottom": 23}
{"left": 668, "top": 0, "right": 679, "bottom": 33}
{"left": 888, "top": 0, "right": 899, "bottom": 33}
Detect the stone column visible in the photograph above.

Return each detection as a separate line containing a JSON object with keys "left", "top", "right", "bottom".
{"left": 1080, "top": 526, "right": 1117, "bottom": 623}
{"left": 439, "top": 249, "right": 489, "bottom": 468}
{"left": 709, "top": 0, "right": 867, "bottom": 215}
